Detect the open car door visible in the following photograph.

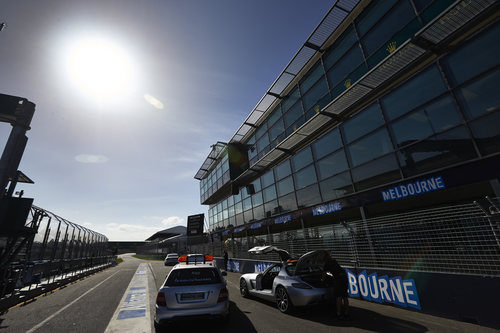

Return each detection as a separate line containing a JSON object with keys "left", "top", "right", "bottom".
{"left": 248, "top": 245, "right": 291, "bottom": 262}
{"left": 294, "top": 250, "right": 331, "bottom": 275}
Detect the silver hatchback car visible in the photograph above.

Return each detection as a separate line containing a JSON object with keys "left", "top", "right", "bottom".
{"left": 155, "top": 256, "right": 229, "bottom": 329}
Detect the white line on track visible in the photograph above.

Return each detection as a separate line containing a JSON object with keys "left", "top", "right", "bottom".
{"left": 26, "top": 270, "right": 121, "bottom": 333}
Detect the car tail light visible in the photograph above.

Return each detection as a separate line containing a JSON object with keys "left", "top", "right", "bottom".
{"left": 292, "top": 283, "right": 312, "bottom": 289}
{"left": 217, "top": 287, "right": 228, "bottom": 303}
{"left": 205, "top": 255, "right": 214, "bottom": 261}
{"left": 156, "top": 292, "right": 166, "bottom": 306}
{"left": 178, "top": 256, "right": 187, "bottom": 262}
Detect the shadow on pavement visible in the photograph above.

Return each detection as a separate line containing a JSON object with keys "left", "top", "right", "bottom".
{"left": 289, "top": 304, "right": 428, "bottom": 332}
{"left": 155, "top": 301, "right": 257, "bottom": 333}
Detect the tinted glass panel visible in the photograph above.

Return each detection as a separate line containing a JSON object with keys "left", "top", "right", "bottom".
{"left": 469, "top": 111, "right": 500, "bottom": 156}
{"left": 261, "top": 170, "right": 274, "bottom": 188}
{"left": 294, "top": 164, "right": 317, "bottom": 189}
{"left": 323, "top": 27, "right": 357, "bottom": 69}
{"left": 351, "top": 154, "right": 401, "bottom": 190}
{"left": 256, "top": 133, "right": 270, "bottom": 151}
{"left": 303, "top": 77, "right": 329, "bottom": 111}
{"left": 267, "top": 106, "right": 282, "bottom": 127}
{"left": 356, "top": 0, "right": 398, "bottom": 36}
{"left": 426, "top": 95, "right": 462, "bottom": 132}
{"left": 278, "top": 192, "right": 298, "bottom": 213}
{"left": 282, "top": 87, "right": 300, "bottom": 112}
{"left": 381, "top": 65, "right": 447, "bottom": 120}
{"left": 342, "top": 103, "right": 384, "bottom": 143}
{"left": 443, "top": 23, "right": 500, "bottom": 86}
{"left": 252, "top": 192, "right": 263, "bottom": 207}
{"left": 313, "top": 128, "right": 342, "bottom": 160}
{"left": 327, "top": 45, "right": 364, "bottom": 88}
{"left": 455, "top": 69, "right": 500, "bottom": 119}
{"left": 275, "top": 160, "right": 291, "bottom": 180}
{"left": 398, "top": 126, "right": 476, "bottom": 176}
{"left": 296, "top": 184, "right": 322, "bottom": 208}
{"left": 391, "top": 110, "right": 434, "bottom": 147}
{"left": 277, "top": 176, "right": 294, "bottom": 197}
{"left": 348, "top": 128, "right": 393, "bottom": 166}
{"left": 269, "top": 120, "right": 284, "bottom": 142}
{"left": 319, "top": 171, "right": 353, "bottom": 202}
{"left": 264, "top": 200, "right": 279, "bottom": 217}
{"left": 243, "top": 197, "right": 252, "bottom": 211}
{"left": 300, "top": 61, "right": 324, "bottom": 93}
{"left": 316, "top": 150, "right": 348, "bottom": 180}
{"left": 361, "top": 1, "right": 415, "bottom": 56}
{"left": 263, "top": 185, "right": 277, "bottom": 202}
{"left": 292, "top": 147, "right": 313, "bottom": 171}
{"left": 253, "top": 205, "right": 265, "bottom": 221}
{"left": 255, "top": 123, "right": 267, "bottom": 139}
{"left": 284, "top": 102, "right": 304, "bottom": 128}
{"left": 244, "top": 209, "right": 253, "bottom": 222}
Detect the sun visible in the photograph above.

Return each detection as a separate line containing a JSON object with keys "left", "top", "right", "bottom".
{"left": 66, "top": 38, "right": 133, "bottom": 99}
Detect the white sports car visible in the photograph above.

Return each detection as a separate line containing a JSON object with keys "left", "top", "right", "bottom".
{"left": 239, "top": 246, "right": 335, "bottom": 313}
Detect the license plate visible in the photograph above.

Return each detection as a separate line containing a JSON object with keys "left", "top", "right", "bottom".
{"left": 180, "top": 292, "right": 204, "bottom": 300}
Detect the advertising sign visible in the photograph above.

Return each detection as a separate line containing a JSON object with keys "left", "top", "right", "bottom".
{"left": 187, "top": 214, "right": 204, "bottom": 236}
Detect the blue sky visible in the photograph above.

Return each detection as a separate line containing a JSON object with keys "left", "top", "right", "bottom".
{"left": 0, "top": 0, "right": 332, "bottom": 240}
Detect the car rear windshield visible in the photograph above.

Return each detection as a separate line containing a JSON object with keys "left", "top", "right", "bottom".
{"left": 165, "top": 268, "right": 221, "bottom": 286}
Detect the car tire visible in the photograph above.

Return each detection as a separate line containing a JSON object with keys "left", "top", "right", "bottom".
{"left": 275, "top": 286, "right": 293, "bottom": 314}
{"left": 154, "top": 321, "right": 165, "bottom": 332}
{"left": 240, "top": 279, "right": 250, "bottom": 298}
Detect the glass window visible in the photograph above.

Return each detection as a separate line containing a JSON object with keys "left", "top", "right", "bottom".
{"left": 327, "top": 45, "right": 364, "bottom": 88}
{"left": 278, "top": 193, "right": 297, "bottom": 213}
{"left": 256, "top": 133, "right": 270, "bottom": 152}
{"left": 469, "top": 111, "right": 500, "bottom": 156}
{"left": 252, "top": 192, "right": 263, "bottom": 207}
{"left": 251, "top": 178, "right": 262, "bottom": 192}
{"left": 381, "top": 65, "right": 447, "bottom": 121}
{"left": 255, "top": 122, "right": 267, "bottom": 139}
{"left": 316, "top": 150, "right": 348, "bottom": 180}
{"left": 253, "top": 205, "right": 265, "bottom": 221}
{"left": 391, "top": 110, "right": 434, "bottom": 147}
{"left": 264, "top": 199, "right": 279, "bottom": 217}
{"left": 442, "top": 23, "right": 500, "bottom": 86}
{"left": 313, "top": 128, "right": 342, "bottom": 160}
{"left": 243, "top": 197, "right": 252, "bottom": 211}
{"left": 296, "top": 184, "right": 322, "bottom": 208}
{"left": 261, "top": 170, "right": 274, "bottom": 188}
{"left": 342, "top": 103, "right": 384, "bottom": 143}
{"left": 263, "top": 185, "right": 277, "bottom": 202}
{"left": 233, "top": 191, "right": 242, "bottom": 203}
{"left": 269, "top": 119, "right": 284, "bottom": 142}
{"left": 455, "top": 69, "right": 500, "bottom": 119}
{"left": 300, "top": 61, "right": 324, "bottom": 93}
{"left": 227, "top": 196, "right": 234, "bottom": 207}
{"left": 294, "top": 164, "right": 317, "bottom": 189}
{"left": 351, "top": 154, "right": 401, "bottom": 190}
{"left": 361, "top": 0, "right": 415, "bottom": 56}
{"left": 323, "top": 27, "right": 357, "bottom": 70}
{"left": 356, "top": 0, "right": 398, "bottom": 36}
{"left": 426, "top": 96, "right": 462, "bottom": 132}
{"left": 292, "top": 147, "right": 313, "bottom": 171}
{"left": 235, "top": 201, "right": 243, "bottom": 215}
{"left": 277, "top": 176, "right": 294, "bottom": 197}
{"left": 228, "top": 205, "right": 235, "bottom": 218}
{"left": 347, "top": 128, "right": 393, "bottom": 166}
{"left": 267, "top": 105, "right": 282, "bottom": 127}
{"left": 302, "top": 77, "right": 329, "bottom": 111}
{"left": 398, "top": 126, "right": 477, "bottom": 176}
{"left": 275, "top": 160, "right": 291, "bottom": 180}
{"left": 284, "top": 101, "right": 304, "bottom": 128}
{"left": 244, "top": 210, "right": 253, "bottom": 223}
{"left": 319, "top": 171, "right": 353, "bottom": 201}
{"left": 282, "top": 86, "right": 300, "bottom": 112}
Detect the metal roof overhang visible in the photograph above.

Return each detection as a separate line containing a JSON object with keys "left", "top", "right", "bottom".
{"left": 231, "top": 0, "right": 496, "bottom": 187}
{"left": 194, "top": 141, "right": 227, "bottom": 180}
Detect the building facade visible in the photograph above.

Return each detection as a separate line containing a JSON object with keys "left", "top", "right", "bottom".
{"left": 196, "top": 0, "right": 499, "bottom": 238}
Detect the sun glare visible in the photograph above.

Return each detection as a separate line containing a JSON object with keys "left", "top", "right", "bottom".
{"left": 66, "top": 38, "right": 133, "bottom": 99}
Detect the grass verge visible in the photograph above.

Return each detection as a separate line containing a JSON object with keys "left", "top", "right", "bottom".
{"left": 116, "top": 258, "right": 124, "bottom": 264}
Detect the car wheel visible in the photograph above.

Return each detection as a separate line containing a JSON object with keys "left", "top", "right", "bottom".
{"left": 275, "top": 286, "right": 293, "bottom": 314}
{"left": 240, "top": 279, "right": 249, "bottom": 298}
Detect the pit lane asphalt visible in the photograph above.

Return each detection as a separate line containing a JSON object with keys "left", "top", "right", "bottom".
{"left": 1, "top": 254, "right": 497, "bottom": 333}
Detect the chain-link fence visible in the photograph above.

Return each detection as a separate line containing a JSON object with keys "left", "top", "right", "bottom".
{"left": 192, "top": 197, "right": 500, "bottom": 277}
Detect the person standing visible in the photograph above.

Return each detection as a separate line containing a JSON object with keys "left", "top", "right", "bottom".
{"left": 223, "top": 250, "right": 229, "bottom": 271}
{"left": 323, "top": 255, "right": 349, "bottom": 319}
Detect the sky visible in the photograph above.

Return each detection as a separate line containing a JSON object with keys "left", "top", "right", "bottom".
{"left": 0, "top": 0, "right": 333, "bottom": 241}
